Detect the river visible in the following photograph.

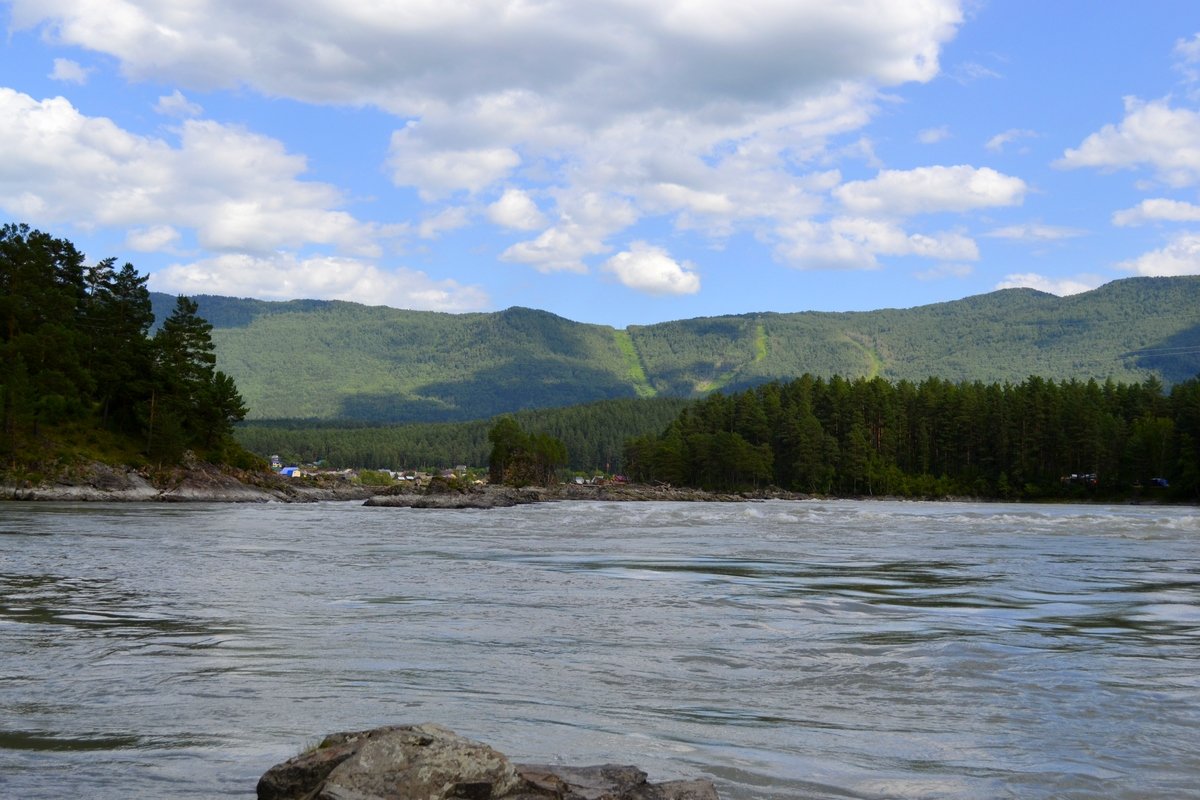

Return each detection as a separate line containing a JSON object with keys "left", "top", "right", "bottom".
{"left": 1, "top": 499, "right": 1198, "bottom": 799}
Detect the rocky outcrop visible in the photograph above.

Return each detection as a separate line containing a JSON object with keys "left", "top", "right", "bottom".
{"left": 364, "top": 481, "right": 806, "bottom": 509}
{"left": 258, "top": 724, "right": 719, "bottom": 800}
{"left": 364, "top": 484, "right": 544, "bottom": 509}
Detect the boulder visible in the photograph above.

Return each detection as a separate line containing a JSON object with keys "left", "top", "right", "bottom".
{"left": 258, "top": 723, "right": 719, "bottom": 800}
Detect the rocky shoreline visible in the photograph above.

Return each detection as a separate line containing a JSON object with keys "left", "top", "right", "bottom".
{"left": 2, "top": 459, "right": 805, "bottom": 505}
{"left": 0, "top": 460, "right": 381, "bottom": 503}
{"left": 258, "top": 723, "right": 719, "bottom": 800}
{"left": 364, "top": 481, "right": 807, "bottom": 508}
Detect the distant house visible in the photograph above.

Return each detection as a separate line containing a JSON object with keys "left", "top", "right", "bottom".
{"left": 279, "top": 466, "right": 300, "bottom": 478}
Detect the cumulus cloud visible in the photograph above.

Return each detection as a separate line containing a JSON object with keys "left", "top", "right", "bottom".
{"left": 985, "top": 128, "right": 1036, "bottom": 153}
{"left": 9, "top": 0, "right": 964, "bottom": 275}
{"left": 1057, "top": 97, "right": 1200, "bottom": 187}
{"left": 602, "top": 242, "right": 700, "bottom": 295}
{"left": 155, "top": 89, "right": 203, "bottom": 118}
{"left": 0, "top": 88, "right": 388, "bottom": 256}
{"left": 487, "top": 189, "right": 546, "bottom": 231}
{"left": 9, "top": 1, "right": 960, "bottom": 113}
{"left": 775, "top": 216, "right": 978, "bottom": 269}
{"left": 389, "top": 125, "right": 521, "bottom": 199}
{"left": 994, "top": 273, "right": 1102, "bottom": 295}
{"left": 835, "top": 165, "right": 1026, "bottom": 216}
{"left": 1112, "top": 198, "right": 1200, "bottom": 226}
{"left": 49, "top": 58, "right": 89, "bottom": 84}
{"left": 418, "top": 207, "right": 471, "bottom": 240}
{"left": 1117, "top": 232, "right": 1200, "bottom": 276}
{"left": 150, "top": 252, "right": 489, "bottom": 311}
{"left": 985, "top": 223, "right": 1085, "bottom": 241}
{"left": 126, "top": 225, "right": 181, "bottom": 251}
{"left": 501, "top": 191, "right": 638, "bottom": 273}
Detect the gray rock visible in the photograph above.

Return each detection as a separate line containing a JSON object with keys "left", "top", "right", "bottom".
{"left": 257, "top": 724, "right": 719, "bottom": 800}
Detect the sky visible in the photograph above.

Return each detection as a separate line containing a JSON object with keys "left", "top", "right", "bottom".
{"left": 3, "top": 1, "right": 1200, "bottom": 327}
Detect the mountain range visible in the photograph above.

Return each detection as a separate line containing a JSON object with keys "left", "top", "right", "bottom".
{"left": 150, "top": 276, "right": 1200, "bottom": 423}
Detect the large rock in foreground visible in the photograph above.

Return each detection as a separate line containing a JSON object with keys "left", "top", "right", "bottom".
{"left": 258, "top": 723, "right": 719, "bottom": 800}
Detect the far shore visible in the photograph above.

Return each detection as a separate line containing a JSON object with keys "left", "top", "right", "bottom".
{"left": 1, "top": 460, "right": 1185, "bottom": 506}
{"left": 0, "top": 464, "right": 805, "bottom": 505}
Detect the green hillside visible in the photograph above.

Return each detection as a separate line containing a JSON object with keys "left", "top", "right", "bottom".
{"left": 152, "top": 276, "right": 1200, "bottom": 422}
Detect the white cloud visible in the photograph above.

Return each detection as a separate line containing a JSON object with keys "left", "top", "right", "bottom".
{"left": 9, "top": 0, "right": 965, "bottom": 274}
{"left": 126, "top": 225, "right": 180, "bottom": 251}
{"left": 155, "top": 90, "right": 203, "bottom": 118}
{"left": 486, "top": 189, "right": 546, "bottom": 231}
{"left": 950, "top": 61, "right": 1001, "bottom": 84}
{"left": 985, "top": 128, "right": 1036, "bottom": 153}
{"left": 994, "top": 273, "right": 1102, "bottom": 295}
{"left": 917, "top": 126, "right": 950, "bottom": 144}
{"left": 1112, "top": 198, "right": 1200, "bottom": 226}
{"left": 0, "top": 88, "right": 388, "bottom": 257}
{"left": 775, "top": 216, "right": 978, "bottom": 269}
{"left": 499, "top": 223, "right": 605, "bottom": 275}
{"left": 501, "top": 191, "right": 638, "bottom": 273}
{"left": 1117, "top": 232, "right": 1200, "bottom": 276}
{"left": 985, "top": 223, "right": 1085, "bottom": 241}
{"left": 1175, "top": 33, "right": 1200, "bottom": 84}
{"left": 10, "top": 1, "right": 961, "bottom": 112}
{"left": 389, "top": 124, "right": 521, "bottom": 199}
{"left": 49, "top": 57, "right": 89, "bottom": 84}
{"left": 602, "top": 242, "right": 700, "bottom": 295}
{"left": 775, "top": 220, "right": 880, "bottom": 269}
{"left": 1177, "top": 33, "right": 1200, "bottom": 64}
{"left": 150, "top": 252, "right": 489, "bottom": 311}
{"left": 418, "top": 206, "right": 470, "bottom": 240}
{"left": 1057, "top": 97, "right": 1200, "bottom": 187}
{"left": 835, "top": 165, "right": 1026, "bottom": 216}
{"left": 643, "top": 183, "right": 736, "bottom": 216}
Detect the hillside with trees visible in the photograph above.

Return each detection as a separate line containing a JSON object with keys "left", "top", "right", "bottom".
{"left": 624, "top": 374, "right": 1200, "bottom": 501}
{"left": 158, "top": 276, "right": 1200, "bottom": 423}
{"left": 1, "top": 224, "right": 254, "bottom": 478}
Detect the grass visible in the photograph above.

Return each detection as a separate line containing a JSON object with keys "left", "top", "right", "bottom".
{"left": 613, "top": 329, "right": 657, "bottom": 398}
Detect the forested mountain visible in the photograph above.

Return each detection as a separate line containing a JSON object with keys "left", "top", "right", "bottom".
{"left": 154, "top": 276, "right": 1200, "bottom": 423}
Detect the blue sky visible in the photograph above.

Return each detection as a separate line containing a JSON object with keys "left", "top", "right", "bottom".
{"left": 3, "top": 1, "right": 1200, "bottom": 327}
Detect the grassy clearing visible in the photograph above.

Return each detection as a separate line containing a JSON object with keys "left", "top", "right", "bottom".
{"left": 613, "top": 330, "right": 657, "bottom": 398}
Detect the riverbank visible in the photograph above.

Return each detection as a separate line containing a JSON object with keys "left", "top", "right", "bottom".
{"left": 364, "top": 481, "right": 808, "bottom": 508}
{"left": 0, "top": 460, "right": 381, "bottom": 503}
{"left": 4, "top": 461, "right": 1183, "bottom": 505}
{"left": 1, "top": 460, "right": 807, "bottom": 505}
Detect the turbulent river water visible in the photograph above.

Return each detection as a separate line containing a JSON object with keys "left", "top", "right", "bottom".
{"left": 1, "top": 499, "right": 1198, "bottom": 799}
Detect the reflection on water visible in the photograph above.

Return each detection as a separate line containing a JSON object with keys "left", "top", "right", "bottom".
{"left": 0, "top": 499, "right": 1197, "bottom": 799}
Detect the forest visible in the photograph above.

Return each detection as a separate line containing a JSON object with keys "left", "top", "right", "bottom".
{"left": 234, "top": 396, "right": 691, "bottom": 473}
{"left": 624, "top": 374, "right": 1200, "bottom": 501}
{"left": 0, "top": 223, "right": 253, "bottom": 475}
